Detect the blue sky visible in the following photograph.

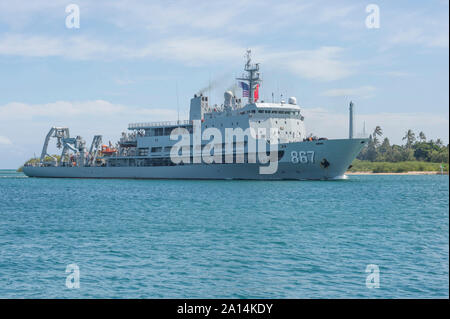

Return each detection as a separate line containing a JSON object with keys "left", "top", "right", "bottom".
{"left": 0, "top": 0, "right": 448, "bottom": 168}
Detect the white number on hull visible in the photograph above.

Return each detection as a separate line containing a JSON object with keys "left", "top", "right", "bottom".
{"left": 291, "top": 151, "right": 314, "bottom": 164}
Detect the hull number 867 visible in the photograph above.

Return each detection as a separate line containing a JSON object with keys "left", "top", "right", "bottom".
{"left": 290, "top": 151, "right": 315, "bottom": 164}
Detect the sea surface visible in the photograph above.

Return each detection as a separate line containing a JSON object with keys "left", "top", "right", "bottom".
{"left": 0, "top": 169, "right": 448, "bottom": 298}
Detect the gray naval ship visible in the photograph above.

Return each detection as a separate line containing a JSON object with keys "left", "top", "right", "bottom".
{"left": 23, "top": 51, "right": 368, "bottom": 180}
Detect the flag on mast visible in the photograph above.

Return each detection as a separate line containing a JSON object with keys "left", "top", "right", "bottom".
{"left": 240, "top": 81, "right": 249, "bottom": 97}
{"left": 254, "top": 84, "right": 259, "bottom": 101}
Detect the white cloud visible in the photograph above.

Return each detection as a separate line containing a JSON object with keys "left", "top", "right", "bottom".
{"left": 0, "top": 33, "right": 62, "bottom": 57}
{"left": 318, "top": 5, "right": 356, "bottom": 23}
{"left": 0, "top": 33, "right": 354, "bottom": 81}
{"left": 384, "top": 71, "right": 412, "bottom": 78}
{"left": 262, "top": 47, "right": 355, "bottom": 81}
{"left": 0, "top": 33, "right": 245, "bottom": 63}
{"left": 387, "top": 28, "right": 449, "bottom": 48}
{"left": 426, "top": 33, "right": 450, "bottom": 48}
{"left": 0, "top": 0, "right": 331, "bottom": 36}
{"left": 107, "top": 0, "right": 243, "bottom": 32}
{"left": 322, "top": 86, "right": 376, "bottom": 98}
{"left": 0, "top": 135, "right": 12, "bottom": 145}
{"left": 92, "top": 0, "right": 350, "bottom": 34}
{"left": 0, "top": 100, "right": 176, "bottom": 120}
{"left": 131, "top": 36, "right": 247, "bottom": 65}
{"left": 0, "top": 0, "right": 63, "bottom": 29}
{"left": 0, "top": 34, "right": 134, "bottom": 60}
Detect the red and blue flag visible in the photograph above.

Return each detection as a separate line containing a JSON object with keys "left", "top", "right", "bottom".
{"left": 240, "top": 81, "right": 249, "bottom": 97}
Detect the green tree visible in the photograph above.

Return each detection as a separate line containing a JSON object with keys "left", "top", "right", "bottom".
{"left": 365, "top": 134, "right": 378, "bottom": 161}
{"left": 429, "top": 147, "right": 449, "bottom": 163}
{"left": 379, "top": 137, "right": 390, "bottom": 153}
{"left": 402, "top": 129, "right": 416, "bottom": 148}
{"left": 413, "top": 143, "right": 432, "bottom": 161}
{"left": 388, "top": 145, "right": 405, "bottom": 162}
{"left": 401, "top": 147, "right": 415, "bottom": 161}
{"left": 376, "top": 137, "right": 391, "bottom": 161}
{"left": 418, "top": 131, "right": 426, "bottom": 142}
{"left": 373, "top": 126, "right": 383, "bottom": 145}
{"left": 435, "top": 138, "right": 444, "bottom": 147}
{"left": 373, "top": 126, "right": 383, "bottom": 138}
{"left": 354, "top": 128, "right": 446, "bottom": 166}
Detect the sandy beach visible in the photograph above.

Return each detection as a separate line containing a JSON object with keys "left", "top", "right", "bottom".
{"left": 346, "top": 171, "right": 448, "bottom": 175}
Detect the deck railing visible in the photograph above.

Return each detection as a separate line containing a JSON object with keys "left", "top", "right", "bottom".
{"left": 128, "top": 120, "right": 191, "bottom": 129}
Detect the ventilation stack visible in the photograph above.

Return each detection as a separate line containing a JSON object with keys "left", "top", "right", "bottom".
{"left": 349, "top": 101, "right": 354, "bottom": 139}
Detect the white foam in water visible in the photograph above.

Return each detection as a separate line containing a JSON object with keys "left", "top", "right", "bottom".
{"left": 332, "top": 174, "right": 348, "bottom": 180}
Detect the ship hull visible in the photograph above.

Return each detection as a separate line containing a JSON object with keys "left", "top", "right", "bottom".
{"left": 23, "top": 138, "right": 367, "bottom": 180}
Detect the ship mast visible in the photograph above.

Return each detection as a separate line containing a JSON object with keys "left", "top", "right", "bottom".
{"left": 236, "top": 50, "right": 261, "bottom": 104}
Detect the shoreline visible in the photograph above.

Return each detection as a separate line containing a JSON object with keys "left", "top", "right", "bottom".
{"left": 346, "top": 171, "right": 448, "bottom": 175}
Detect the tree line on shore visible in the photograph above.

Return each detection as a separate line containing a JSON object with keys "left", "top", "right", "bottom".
{"left": 357, "top": 127, "right": 449, "bottom": 163}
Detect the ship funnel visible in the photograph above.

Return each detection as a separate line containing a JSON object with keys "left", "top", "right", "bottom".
{"left": 190, "top": 94, "right": 208, "bottom": 121}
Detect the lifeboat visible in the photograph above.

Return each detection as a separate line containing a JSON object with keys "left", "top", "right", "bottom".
{"left": 101, "top": 144, "right": 117, "bottom": 155}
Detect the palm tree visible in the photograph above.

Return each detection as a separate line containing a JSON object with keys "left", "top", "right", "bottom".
{"left": 371, "top": 126, "right": 382, "bottom": 147}
{"left": 373, "top": 126, "right": 383, "bottom": 138}
{"left": 402, "top": 129, "right": 416, "bottom": 148}
{"left": 419, "top": 131, "right": 426, "bottom": 142}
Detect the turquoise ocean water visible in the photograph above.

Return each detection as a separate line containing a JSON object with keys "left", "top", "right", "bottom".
{"left": 0, "top": 169, "right": 448, "bottom": 298}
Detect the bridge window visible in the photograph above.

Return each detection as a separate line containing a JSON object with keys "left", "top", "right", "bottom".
{"left": 138, "top": 148, "right": 149, "bottom": 156}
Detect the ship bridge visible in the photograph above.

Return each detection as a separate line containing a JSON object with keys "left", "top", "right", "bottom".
{"left": 253, "top": 102, "right": 301, "bottom": 111}
{"left": 241, "top": 102, "right": 302, "bottom": 115}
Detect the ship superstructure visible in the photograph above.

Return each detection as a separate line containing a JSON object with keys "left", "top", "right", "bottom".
{"left": 23, "top": 51, "right": 368, "bottom": 180}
